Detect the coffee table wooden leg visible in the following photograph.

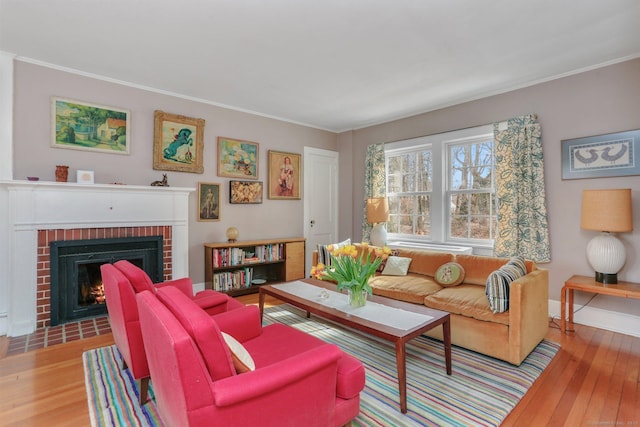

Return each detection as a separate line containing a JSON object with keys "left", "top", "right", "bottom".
{"left": 443, "top": 317, "right": 452, "bottom": 375}
{"left": 395, "top": 340, "right": 408, "bottom": 414}
{"left": 258, "top": 290, "right": 265, "bottom": 322}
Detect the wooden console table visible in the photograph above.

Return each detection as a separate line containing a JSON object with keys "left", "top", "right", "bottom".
{"left": 560, "top": 274, "right": 640, "bottom": 333}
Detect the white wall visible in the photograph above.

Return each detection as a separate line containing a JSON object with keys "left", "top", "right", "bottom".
{"left": 10, "top": 59, "right": 338, "bottom": 285}
{"left": 342, "top": 58, "right": 640, "bottom": 335}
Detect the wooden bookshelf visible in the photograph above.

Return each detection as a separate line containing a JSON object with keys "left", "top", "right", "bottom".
{"left": 204, "top": 237, "right": 305, "bottom": 296}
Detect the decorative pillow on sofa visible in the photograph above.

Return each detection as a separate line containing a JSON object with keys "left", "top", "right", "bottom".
{"left": 222, "top": 332, "right": 255, "bottom": 373}
{"left": 435, "top": 262, "right": 466, "bottom": 287}
{"left": 376, "top": 249, "right": 400, "bottom": 272}
{"left": 485, "top": 256, "right": 527, "bottom": 313}
{"left": 381, "top": 256, "right": 412, "bottom": 276}
{"left": 317, "top": 238, "right": 351, "bottom": 266}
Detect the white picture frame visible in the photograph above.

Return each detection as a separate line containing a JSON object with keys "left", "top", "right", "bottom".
{"left": 77, "top": 170, "right": 95, "bottom": 184}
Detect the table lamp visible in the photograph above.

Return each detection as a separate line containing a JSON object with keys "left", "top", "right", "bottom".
{"left": 367, "top": 197, "right": 389, "bottom": 247}
{"left": 581, "top": 189, "right": 633, "bottom": 284}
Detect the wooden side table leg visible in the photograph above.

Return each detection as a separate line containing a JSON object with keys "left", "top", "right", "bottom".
{"left": 560, "top": 286, "right": 566, "bottom": 333}
{"left": 443, "top": 317, "right": 452, "bottom": 375}
{"left": 568, "top": 289, "right": 574, "bottom": 331}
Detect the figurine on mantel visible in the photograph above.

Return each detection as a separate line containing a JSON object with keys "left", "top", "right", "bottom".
{"left": 150, "top": 174, "right": 169, "bottom": 187}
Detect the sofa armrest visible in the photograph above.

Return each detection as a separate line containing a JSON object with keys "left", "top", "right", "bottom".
{"left": 213, "top": 344, "right": 342, "bottom": 407}
{"left": 312, "top": 249, "right": 319, "bottom": 267}
{"left": 155, "top": 277, "right": 194, "bottom": 297}
{"left": 508, "top": 267, "right": 549, "bottom": 362}
{"left": 212, "top": 305, "right": 262, "bottom": 342}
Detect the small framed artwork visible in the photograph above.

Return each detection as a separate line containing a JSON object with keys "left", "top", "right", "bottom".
{"left": 561, "top": 129, "right": 640, "bottom": 180}
{"left": 198, "top": 182, "right": 221, "bottom": 221}
{"left": 51, "top": 97, "right": 130, "bottom": 155}
{"left": 76, "top": 170, "right": 94, "bottom": 184}
{"left": 217, "top": 137, "right": 259, "bottom": 179}
{"left": 153, "top": 110, "right": 205, "bottom": 173}
{"left": 229, "top": 180, "right": 263, "bottom": 204}
{"left": 268, "top": 150, "right": 301, "bottom": 199}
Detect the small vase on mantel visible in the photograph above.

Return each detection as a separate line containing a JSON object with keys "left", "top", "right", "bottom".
{"left": 55, "top": 165, "right": 69, "bottom": 182}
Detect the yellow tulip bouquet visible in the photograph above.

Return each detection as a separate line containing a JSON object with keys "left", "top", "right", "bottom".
{"left": 311, "top": 242, "right": 391, "bottom": 307}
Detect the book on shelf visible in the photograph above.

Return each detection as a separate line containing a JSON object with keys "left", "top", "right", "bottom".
{"left": 211, "top": 243, "right": 285, "bottom": 268}
{"left": 212, "top": 267, "right": 254, "bottom": 292}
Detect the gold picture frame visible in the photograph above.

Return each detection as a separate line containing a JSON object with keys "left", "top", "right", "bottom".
{"left": 197, "top": 182, "right": 221, "bottom": 221}
{"left": 217, "top": 137, "right": 259, "bottom": 179}
{"left": 153, "top": 110, "right": 205, "bottom": 173}
{"left": 268, "top": 150, "right": 301, "bottom": 199}
{"left": 229, "top": 180, "right": 263, "bottom": 204}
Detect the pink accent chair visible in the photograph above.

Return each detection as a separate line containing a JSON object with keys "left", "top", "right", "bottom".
{"left": 101, "top": 261, "right": 244, "bottom": 405}
{"left": 136, "top": 286, "right": 365, "bottom": 427}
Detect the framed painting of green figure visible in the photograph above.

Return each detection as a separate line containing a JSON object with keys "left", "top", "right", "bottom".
{"left": 51, "top": 97, "right": 131, "bottom": 154}
{"left": 153, "top": 110, "right": 205, "bottom": 173}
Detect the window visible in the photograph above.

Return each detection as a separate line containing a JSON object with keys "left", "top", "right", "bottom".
{"left": 385, "top": 125, "right": 495, "bottom": 246}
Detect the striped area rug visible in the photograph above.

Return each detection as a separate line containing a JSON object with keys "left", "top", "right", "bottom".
{"left": 83, "top": 305, "right": 559, "bottom": 427}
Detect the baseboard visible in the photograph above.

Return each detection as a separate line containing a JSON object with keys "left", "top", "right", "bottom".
{"left": 548, "top": 299, "right": 640, "bottom": 338}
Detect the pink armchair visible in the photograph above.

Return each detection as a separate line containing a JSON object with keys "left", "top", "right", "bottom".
{"left": 136, "top": 286, "right": 365, "bottom": 427}
{"left": 113, "top": 260, "right": 244, "bottom": 315}
{"left": 100, "top": 262, "right": 244, "bottom": 405}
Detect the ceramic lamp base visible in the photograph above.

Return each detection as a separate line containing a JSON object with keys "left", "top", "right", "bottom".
{"left": 370, "top": 223, "right": 387, "bottom": 247}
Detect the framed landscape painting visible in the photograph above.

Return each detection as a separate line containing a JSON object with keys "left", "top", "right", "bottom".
{"left": 198, "top": 182, "right": 221, "bottom": 221}
{"left": 217, "top": 137, "right": 259, "bottom": 179}
{"left": 229, "top": 180, "right": 263, "bottom": 204}
{"left": 153, "top": 110, "right": 205, "bottom": 173}
{"left": 51, "top": 97, "right": 130, "bottom": 154}
{"left": 268, "top": 150, "right": 301, "bottom": 199}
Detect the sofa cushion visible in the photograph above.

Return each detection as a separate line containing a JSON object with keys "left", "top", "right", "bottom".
{"left": 434, "top": 262, "right": 465, "bottom": 287}
{"left": 395, "top": 249, "right": 455, "bottom": 276}
{"left": 317, "top": 238, "right": 350, "bottom": 266}
{"left": 424, "top": 285, "right": 510, "bottom": 326}
{"left": 485, "top": 256, "right": 527, "bottom": 313}
{"left": 455, "top": 254, "right": 534, "bottom": 285}
{"left": 369, "top": 273, "right": 442, "bottom": 304}
{"left": 381, "top": 256, "right": 412, "bottom": 276}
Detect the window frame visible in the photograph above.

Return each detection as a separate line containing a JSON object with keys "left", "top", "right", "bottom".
{"left": 384, "top": 124, "right": 494, "bottom": 249}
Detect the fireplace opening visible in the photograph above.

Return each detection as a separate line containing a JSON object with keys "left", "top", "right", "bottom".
{"left": 50, "top": 236, "right": 163, "bottom": 325}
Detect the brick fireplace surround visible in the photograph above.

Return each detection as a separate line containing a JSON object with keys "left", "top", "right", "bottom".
{"left": 36, "top": 226, "right": 173, "bottom": 329}
{"left": 0, "top": 181, "right": 194, "bottom": 337}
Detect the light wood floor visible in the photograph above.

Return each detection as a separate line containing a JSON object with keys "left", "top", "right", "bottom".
{"left": 1, "top": 295, "right": 638, "bottom": 426}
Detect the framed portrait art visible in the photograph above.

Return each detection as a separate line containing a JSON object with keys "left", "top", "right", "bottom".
{"left": 561, "top": 129, "right": 640, "bottom": 180}
{"left": 229, "top": 180, "right": 263, "bottom": 204}
{"left": 268, "top": 150, "right": 301, "bottom": 200}
{"left": 153, "top": 110, "right": 205, "bottom": 173}
{"left": 217, "top": 137, "right": 259, "bottom": 179}
{"left": 51, "top": 97, "right": 130, "bottom": 154}
{"left": 198, "top": 182, "right": 221, "bottom": 221}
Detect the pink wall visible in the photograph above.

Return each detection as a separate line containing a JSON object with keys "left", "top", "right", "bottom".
{"left": 12, "top": 61, "right": 338, "bottom": 283}
{"left": 341, "top": 58, "right": 640, "bottom": 315}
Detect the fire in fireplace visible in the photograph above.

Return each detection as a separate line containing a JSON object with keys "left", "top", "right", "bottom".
{"left": 50, "top": 236, "right": 163, "bottom": 325}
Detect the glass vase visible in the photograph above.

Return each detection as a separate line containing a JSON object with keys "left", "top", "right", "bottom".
{"left": 348, "top": 289, "right": 367, "bottom": 308}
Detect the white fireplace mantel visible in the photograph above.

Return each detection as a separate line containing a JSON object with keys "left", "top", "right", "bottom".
{"left": 0, "top": 180, "right": 195, "bottom": 336}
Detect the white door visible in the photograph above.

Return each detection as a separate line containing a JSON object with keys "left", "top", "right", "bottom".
{"left": 303, "top": 147, "right": 339, "bottom": 274}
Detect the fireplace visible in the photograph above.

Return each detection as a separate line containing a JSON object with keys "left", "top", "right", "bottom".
{"left": 50, "top": 236, "right": 163, "bottom": 325}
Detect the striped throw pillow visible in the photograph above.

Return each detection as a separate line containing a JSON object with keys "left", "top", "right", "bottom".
{"left": 485, "top": 256, "right": 527, "bottom": 313}
{"left": 317, "top": 238, "right": 351, "bottom": 266}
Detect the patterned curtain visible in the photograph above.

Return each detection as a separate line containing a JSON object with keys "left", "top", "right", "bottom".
{"left": 362, "top": 143, "right": 386, "bottom": 241}
{"left": 493, "top": 115, "right": 551, "bottom": 263}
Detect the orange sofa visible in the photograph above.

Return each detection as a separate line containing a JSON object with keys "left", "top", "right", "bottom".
{"left": 313, "top": 245, "right": 549, "bottom": 365}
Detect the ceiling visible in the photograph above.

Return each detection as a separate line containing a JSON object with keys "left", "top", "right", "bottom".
{"left": 2, "top": 0, "right": 640, "bottom": 132}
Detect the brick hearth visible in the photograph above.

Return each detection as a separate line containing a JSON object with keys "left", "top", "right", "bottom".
{"left": 36, "top": 226, "right": 173, "bottom": 329}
